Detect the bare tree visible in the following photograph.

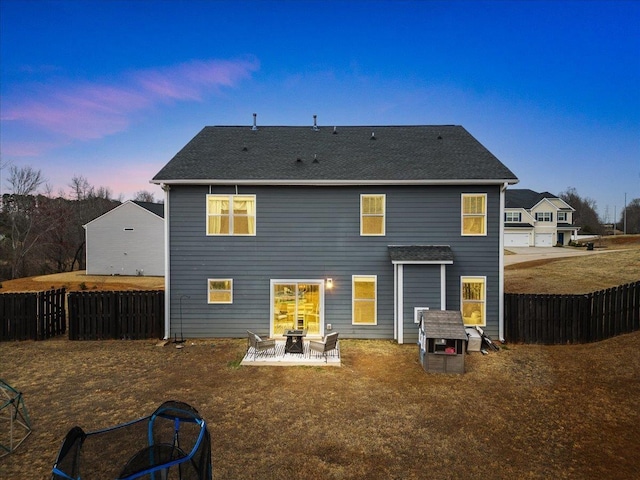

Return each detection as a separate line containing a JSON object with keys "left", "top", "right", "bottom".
{"left": 69, "top": 175, "right": 93, "bottom": 200}
{"left": 559, "top": 187, "right": 603, "bottom": 235}
{"left": 133, "top": 190, "right": 156, "bottom": 202}
{"left": 1, "top": 165, "right": 54, "bottom": 278}
{"left": 619, "top": 198, "right": 640, "bottom": 234}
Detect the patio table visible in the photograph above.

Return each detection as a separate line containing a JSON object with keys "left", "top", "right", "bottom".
{"left": 283, "top": 329, "right": 307, "bottom": 354}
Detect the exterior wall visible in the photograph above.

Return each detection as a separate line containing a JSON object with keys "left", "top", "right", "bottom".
{"left": 86, "top": 202, "right": 165, "bottom": 276}
{"left": 168, "top": 184, "right": 502, "bottom": 339}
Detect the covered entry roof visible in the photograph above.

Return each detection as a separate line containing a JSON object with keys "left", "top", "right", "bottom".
{"left": 388, "top": 245, "right": 453, "bottom": 264}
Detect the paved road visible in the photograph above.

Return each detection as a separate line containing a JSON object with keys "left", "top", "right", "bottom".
{"left": 504, "top": 246, "right": 616, "bottom": 266}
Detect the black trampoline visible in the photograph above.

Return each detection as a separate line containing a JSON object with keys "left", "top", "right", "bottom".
{"left": 51, "top": 401, "right": 211, "bottom": 480}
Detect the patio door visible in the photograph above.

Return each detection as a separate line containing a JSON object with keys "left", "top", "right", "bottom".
{"left": 272, "top": 281, "right": 322, "bottom": 336}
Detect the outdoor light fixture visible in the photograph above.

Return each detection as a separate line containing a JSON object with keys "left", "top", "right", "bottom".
{"left": 326, "top": 278, "right": 333, "bottom": 289}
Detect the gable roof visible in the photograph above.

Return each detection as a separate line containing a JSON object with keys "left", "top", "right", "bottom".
{"left": 506, "top": 189, "right": 560, "bottom": 209}
{"left": 132, "top": 201, "right": 165, "bottom": 218}
{"left": 152, "top": 125, "right": 518, "bottom": 185}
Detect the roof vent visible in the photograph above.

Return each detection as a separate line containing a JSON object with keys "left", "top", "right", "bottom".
{"left": 242, "top": 146, "right": 248, "bottom": 151}
{"left": 437, "top": 135, "right": 443, "bottom": 140}
{"left": 313, "top": 154, "right": 319, "bottom": 163}
{"left": 333, "top": 126, "right": 337, "bottom": 134}
{"left": 251, "top": 113, "right": 258, "bottom": 131}
{"left": 370, "top": 132, "right": 376, "bottom": 140}
{"left": 296, "top": 157, "right": 303, "bottom": 163}
{"left": 312, "top": 114, "right": 319, "bottom": 131}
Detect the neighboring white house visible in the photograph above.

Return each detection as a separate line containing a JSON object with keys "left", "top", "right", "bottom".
{"left": 85, "top": 200, "right": 165, "bottom": 276}
{"left": 504, "top": 189, "right": 577, "bottom": 247}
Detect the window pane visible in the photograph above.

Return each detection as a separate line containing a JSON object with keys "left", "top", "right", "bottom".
{"left": 207, "top": 195, "right": 255, "bottom": 235}
{"left": 362, "top": 195, "right": 383, "bottom": 214}
{"left": 353, "top": 276, "right": 376, "bottom": 325}
{"left": 354, "top": 300, "right": 375, "bottom": 324}
{"left": 361, "top": 195, "right": 385, "bottom": 235}
{"left": 462, "top": 194, "right": 486, "bottom": 235}
{"left": 362, "top": 217, "right": 383, "bottom": 235}
{"left": 354, "top": 279, "right": 375, "bottom": 299}
{"left": 208, "top": 279, "right": 232, "bottom": 304}
{"left": 461, "top": 278, "right": 485, "bottom": 326}
{"left": 209, "top": 291, "right": 232, "bottom": 303}
{"left": 463, "top": 217, "right": 485, "bottom": 235}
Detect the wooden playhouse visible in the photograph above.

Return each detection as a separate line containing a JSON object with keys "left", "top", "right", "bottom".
{"left": 418, "top": 310, "right": 468, "bottom": 374}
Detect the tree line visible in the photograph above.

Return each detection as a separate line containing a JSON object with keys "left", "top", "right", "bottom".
{"left": 0, "top": 165, "right": 637, "bottom": 282}
{"left": 0, "top": 165, "right": 158, "bottom": 282}
{"left": 559, "top": 187, "right": 640, "bottom": 236}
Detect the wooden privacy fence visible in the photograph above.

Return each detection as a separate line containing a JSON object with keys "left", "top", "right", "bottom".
{"left": 67, "top": 290, "right": 164, "bottom": 340}
{"left": 0, "top": 289, "right": 66, "bottom": 341}
{"left": 505, "top": 280, "right": 640, "bottom": 344}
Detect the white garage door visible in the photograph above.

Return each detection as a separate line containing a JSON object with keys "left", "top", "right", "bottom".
{"left": 504, "top": 233, "right": 529, "bottom": 247}
{"left": 534, "top": 233, "right": 553, "bottom": 247}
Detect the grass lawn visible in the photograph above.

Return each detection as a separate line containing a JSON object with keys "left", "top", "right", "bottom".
{"left": 1, "top": 333, "right": 639, "bottom": 479}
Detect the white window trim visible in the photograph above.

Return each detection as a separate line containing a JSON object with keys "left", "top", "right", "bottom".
{"left": 352, "top": 275, "right": 378, "bottom": 325}
{"left": 460, "top": 276, "right": 486, "bottom": 327}
{"left": 207, "top": 278, "right": 233, "bottom": 304}
{"left": 461, "top": 193, "right": 487, "bottom": 236}
{"left": 206, "top": 194, "right": 256, "bottom": 236}
{"left": 535, "top": 212, "right": 553, "bottom": 222}
{"left": 557, "top": 212, "right": 567, "bottom": 222}
{"left": 504, "top": 212, "right": 521, "bottom": 222}
{"left": 360, "top": 194, "right": 386, "bottom": 236}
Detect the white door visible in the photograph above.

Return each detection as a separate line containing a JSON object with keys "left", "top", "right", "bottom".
{"left": 534, "top": 233, "right": 553, "bottom": 247}
{"left": 504, "top": 233, "right": 529, "bottom": 247}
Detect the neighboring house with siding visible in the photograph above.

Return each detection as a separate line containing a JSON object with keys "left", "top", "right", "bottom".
{"left": 85, "top": 200, "right": 165, "bottom": 276}
{"left": 151, "top": 121, "right": 519, "bottom": 343}
{"left": 504, "top": 189, "right": 576, "bottom": 247}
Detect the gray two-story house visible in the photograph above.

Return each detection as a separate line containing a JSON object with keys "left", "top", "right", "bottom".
{"left": 151, "top": 121, "right": 518, "bottom": 343}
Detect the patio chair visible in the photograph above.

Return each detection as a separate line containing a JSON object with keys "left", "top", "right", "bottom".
{"left": 246, "top": 331, "right": 276, "bottom": 360}
{"left": 308, "top": 332, "right": 340, "bottom": 362}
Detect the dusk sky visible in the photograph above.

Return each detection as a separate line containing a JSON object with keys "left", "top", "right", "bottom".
{"left": 1, "top": 0, "right": 639, "bottom": 221}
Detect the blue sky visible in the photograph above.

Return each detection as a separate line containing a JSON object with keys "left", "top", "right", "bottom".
{"left": 1, "top": 0, "right": 639, "bottom": 221}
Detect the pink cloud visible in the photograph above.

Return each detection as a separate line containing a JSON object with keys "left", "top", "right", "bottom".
{"left": 1, "top": 57, "right": 259, "bottom": 142}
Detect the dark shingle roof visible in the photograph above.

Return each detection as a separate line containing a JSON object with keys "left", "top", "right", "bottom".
{"left": 421, "top": 310, "right": 468, "bottom": 340}
{"left": 388, "top": 245, "right": 453, "bottom": 263}
{"left": 152, "top": 125, "right": 518, "bottom": 184}
{"left": 133, "top": 201, "right": 165, "bottom": 218}
{"left": 505, "top": 189, "right": 559, "bottom": 209}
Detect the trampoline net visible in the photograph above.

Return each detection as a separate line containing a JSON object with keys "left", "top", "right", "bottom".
{"left": 52, "top": 401, "right": 211, "bottom": 480}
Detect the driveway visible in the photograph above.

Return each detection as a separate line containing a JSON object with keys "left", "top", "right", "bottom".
{"left": 504, "top": 246, "right": 613, "bottom": 266}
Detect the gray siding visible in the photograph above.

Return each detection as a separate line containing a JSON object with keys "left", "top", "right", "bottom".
{"left": 169, "top": 184, "right": 501, "bottom": 339}
{"left": 86, "top": 202, "right": 165, "bottom": 276}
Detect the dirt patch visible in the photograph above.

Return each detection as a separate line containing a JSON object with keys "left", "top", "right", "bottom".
{"left": 1, "top": 333, "right": 639, "bottom": 479}
{"left": 505, "top": 247, "right": 640, "bottom": 294}
{"left": 0, "top": 271, "right": 164, "bottom": 293}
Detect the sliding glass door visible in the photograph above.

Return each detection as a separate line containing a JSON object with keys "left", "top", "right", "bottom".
{"left": 272, "top": 281, "right": 322, "bottom": 336}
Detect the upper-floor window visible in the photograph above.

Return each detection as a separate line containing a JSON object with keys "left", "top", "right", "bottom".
{"left": 352, "top": 275, "right": 377, "bottom": 325}
{"left": 207, "top": 195, "right": 256, "bottom": 235}
{"left": 504, "top": 212, "right": 521, "bottom": 222}
{"left": 461, "top": 194, "right": 487, "bottom": 235}
{"left": 535, "top": 212, "right": 553, "bottom": 222}
{"left": 360, "top": 194, "right": 385, "bottom": 236}
{"left": 208, "top": 279, "right": 233, "bottom": 304}
{"left": 557, "top": 212, "right": 567, "bottom": 222}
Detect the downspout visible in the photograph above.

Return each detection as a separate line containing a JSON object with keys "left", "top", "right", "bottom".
{"left": 499, "top": 182, "right": 507, "bottom": 342}
{"left": 162, "top": 184, "right": 171, "bottom": 340}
